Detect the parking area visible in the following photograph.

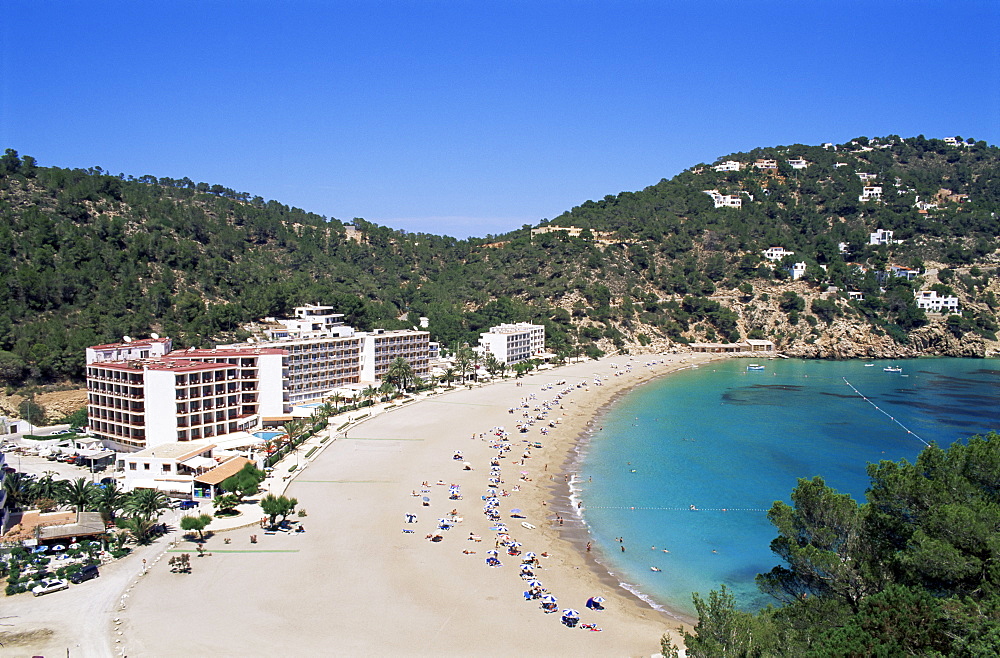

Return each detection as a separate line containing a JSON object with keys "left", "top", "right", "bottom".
{"left": 4, "top": 452, "right": 107, "bottom": 481}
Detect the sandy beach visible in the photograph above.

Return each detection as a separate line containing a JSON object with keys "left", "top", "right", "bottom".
{"left": 112, "top": 352, "right": 722, "bottom": 656}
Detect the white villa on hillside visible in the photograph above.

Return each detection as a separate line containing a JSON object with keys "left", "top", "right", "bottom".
{"left": 786, "top": 158, "right": 808, "bottom": 169}
{"left": 869, "top": 228, "right": 895, "bottom": 245}
{"left": 915, "top": 290, "right": 960, "bottom": 314}
{"left": 713, "top": 160, "right": 742, "bottom": 172}
{"left": 762, "top": 246, "right": 795, "bottom": 261}
{"left": 703, "top": 190, "right": 742, "bottom": 208}
{"left": 859, "top": 186, "right": 883, "bottom": 202}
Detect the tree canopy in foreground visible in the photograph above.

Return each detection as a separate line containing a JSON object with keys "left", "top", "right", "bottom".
{"left": 664, "top": 432, "right": 1000, "bottom": 657}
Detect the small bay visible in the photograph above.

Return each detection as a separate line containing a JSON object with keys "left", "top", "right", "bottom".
{"left": 575, "top": 357, "right": 1000, "bottom": 616}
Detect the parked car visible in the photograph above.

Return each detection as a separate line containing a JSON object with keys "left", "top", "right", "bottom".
{"left": 32, "top": 578, "right": 69, "bottom": 597}
{"left": 178, "top": 500, "right": 198, "bottom": 510}
{"left": 69, "top": 564, "right": 100, "bottom": 584}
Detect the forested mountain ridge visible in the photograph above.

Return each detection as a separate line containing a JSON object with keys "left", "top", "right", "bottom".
{"left": 1, "top": 135, "right": 998, "bottom": 386}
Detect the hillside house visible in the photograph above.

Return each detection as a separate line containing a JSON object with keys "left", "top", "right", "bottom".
{"left": 786, "top": 158, "right": 808, "bottom": 169}
{"left": 787, "top": 262, "right": 807, "bottom": 280}
{"left": 713, "top": 160, "right": 742, "bottom": 172}
{"left": 859, "top": 186, "right": 883, "bottom": 202}
{"left": 762, "top": 246, "right": 794, "bottom": 261}
{"left": 754, "top": 159, "right": 778, "bottom": 170}
{"left": 876, "top": 265, "right": 920, "bottom": 283}
{"left": 857, "top": 172, "right": 878, "bottom": 181}
{"left": 915, "top": 290, "right": 960, "bottom": 314}
{"left": 703, "top": 190, "right": 742, "bottom": 208}
{"left": 869, "top": 228, "right": 895, "bottom": 245}
{"left": 847, "top": 291, "right": 865, "bottom": 301}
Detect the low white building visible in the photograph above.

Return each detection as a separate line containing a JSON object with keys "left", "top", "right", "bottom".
{"left": 118, "top": 441, "right": 218, "bottom": 496}
{"left": 788, "top": 262, "right": 807, "bottom": 280}
{"left": 857, "top": 172, "right": 878, "bottom": 181}
{"left": 478, "top": 323, "right": 546, "bottom": 365}
{"left": 859, "top": 186, "right": 883, "bottom": 202}
{"left": 915, "top": 290, "right": 960, "bottom": 314}
{"left": 787, "top": 158, "right": 808, "bottom": 169}
{"left": 754, "top": 159, "right": 778, "bottom": 170}
{"left": 870, "top": 228, "right": 894, "bottom": 245}
{"left": 703, "top": 190, "right": 742, "bottom": 208}
{"left": 713, "top": 160, "right": 742, "bottom": 172}
{"left": 762, "top": 246, "right": 795, "bottom": 261}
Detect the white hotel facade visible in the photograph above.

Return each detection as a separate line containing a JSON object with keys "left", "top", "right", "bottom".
{"left": 478, "top": 323, "right": 546, "bottom": 364}
{"left": 86, "top": 306, "right": 431, "bottom": 452}
{"left": 86, "top": 338, "right": 288, "bottom": 452}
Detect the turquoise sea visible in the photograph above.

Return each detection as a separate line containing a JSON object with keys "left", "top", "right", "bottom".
{"left": 573, "top": 357, "right": 1000, "bottom": 617}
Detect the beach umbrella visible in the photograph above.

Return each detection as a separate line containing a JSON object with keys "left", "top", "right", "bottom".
{"left": 593, "top": 596, "right": 605, "bottom": 603}
{"left": 510, "top": 508, "right": 522, "bottom": 514}
{"left": 487, "top": 549, "right": 499, "bottom": 555}
{"left": 527, "top": 580, "right": 543, "bottom": 588}
{"left": 541, "top": 594, "right": 557, "bottom": 603}
{"left": 562, "top": 609, "right": 580, "bottom": 618}
{"left": 509, "top": 541, "right": 522, "bottom": 547}
{"left": 69, "top": 543, "right": 81, "bottom": 550}
{"left": 51, "top": 544, "right": 66, "bottom": 551}
{"left": 524, "top": 552, "right": 537, "bottom": 558}
{"left": 422, "top": 496, "right": 430, "bottom": 502}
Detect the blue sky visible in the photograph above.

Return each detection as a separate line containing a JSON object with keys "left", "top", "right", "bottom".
{"left": 3, "top": 1, "right": 998, "bottom": 238}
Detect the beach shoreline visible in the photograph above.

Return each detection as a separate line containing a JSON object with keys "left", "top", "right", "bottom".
{"left": 110, "top": 351, "right": 729, "bottom": 657}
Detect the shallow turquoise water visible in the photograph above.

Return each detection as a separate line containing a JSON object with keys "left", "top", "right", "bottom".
{"left": 574, "top": 358, "right": 1000, "bottom": 617}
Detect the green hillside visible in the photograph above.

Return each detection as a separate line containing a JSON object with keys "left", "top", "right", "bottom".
{"left": 1, "top": 135, "right": 998, "bottom": 384}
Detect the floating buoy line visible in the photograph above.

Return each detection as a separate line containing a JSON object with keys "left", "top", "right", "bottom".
{"left": 588, "top": 506, "right": 769, "bottom": 513}
{"left": 842, "top": 378, "right": 930, "bottom": 447}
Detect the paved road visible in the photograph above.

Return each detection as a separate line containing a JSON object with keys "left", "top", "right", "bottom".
{"left": 1, "top": 509, "right": 187, "bottom": 658}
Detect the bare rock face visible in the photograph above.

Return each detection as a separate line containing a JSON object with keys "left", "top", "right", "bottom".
{"left": 908, "top": 325, "right": 987, "bottom": 357}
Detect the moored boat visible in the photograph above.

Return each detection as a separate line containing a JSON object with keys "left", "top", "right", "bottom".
{"left": 747, "top": 364, "right": 765, "bottom": 371}
{"left": 884, "top": 366, "right": 902, "bottom": 373}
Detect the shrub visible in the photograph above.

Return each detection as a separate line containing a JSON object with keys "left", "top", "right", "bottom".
{"left": 304, "top": 446, "right": 318, "bottom": 459}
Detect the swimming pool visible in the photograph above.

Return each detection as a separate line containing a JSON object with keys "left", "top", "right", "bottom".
{"left": 254, "top": 431, "right": 284, "bottom": 441}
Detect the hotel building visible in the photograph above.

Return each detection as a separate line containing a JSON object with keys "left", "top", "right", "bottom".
{"left": 478, "top": 323, "right": 546, "bottom": 364}
{"left": 86, "top": 340, "right": 288, "bottom": 452}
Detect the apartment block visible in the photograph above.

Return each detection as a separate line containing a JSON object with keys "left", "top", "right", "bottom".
{"left": 86, "top": 343, "right": 288, "bottom": 452}
{"left": 359, "top": 329, "right": 431, "bottom": 382}
{"left": 478, "top": 323, "right": 546, "bottom": 365}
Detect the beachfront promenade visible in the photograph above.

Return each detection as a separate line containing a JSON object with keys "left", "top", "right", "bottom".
{"left": 15, "top": 354, "right": 718, "bottom": 657}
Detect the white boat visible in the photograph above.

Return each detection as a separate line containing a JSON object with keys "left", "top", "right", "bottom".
{"left": 746, "top": 364, "right": 765, "bottom": 371}
{"left": 864, "top": 363, "right": 875, "bottom": 367}
{"left": 884, "top": 366, "right": 902, "bottom": 373}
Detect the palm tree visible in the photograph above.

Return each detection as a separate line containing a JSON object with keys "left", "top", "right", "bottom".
{"left": 361, "top": 385, "right": 377, "bottom": 408}
{"left": 64, "top": 477, "right": 98, "bottom": 514}
{"left": 30, "top": 473, "right": 67, "bottom": 507}
{"left": 441, "top": 367, "right": 456, "bottom": 389}
{"left": 330, "top": 391, "right": 344, "bottom": 412}
{"left": 125, "top": 488, "right": 169, "bottom": 522}
{"left": 2, "top": 471, "right": 33, "bottom": 510}
{"left": 455, "top": 346, "right": 474, "bottom": 385}
{"left": 92, "top": 480, "right": 127, "bottom": 524}
{"left": 386, "top": 357, "right": 415, "bottom": 394}
{"left": 283, "top": 418, "right": 308, "bottom": 451}
{"left": 484, "top": 353, "right": 503, "bottom": 379}
{"left": 378, "top": 379, "right": 395, "bottom": 402}
{"left": 120, "top": 515, "right": 158, "bottom": 544}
